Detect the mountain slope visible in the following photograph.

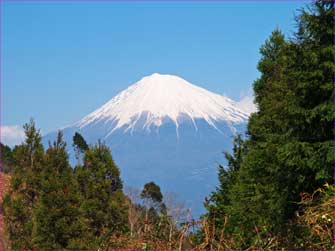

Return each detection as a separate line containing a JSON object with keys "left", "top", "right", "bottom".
{"left": 74, "top": 73, "right": 248, "bottom": 136}
{"left": 44, "top": 73, "right": 249, "bottom": 216}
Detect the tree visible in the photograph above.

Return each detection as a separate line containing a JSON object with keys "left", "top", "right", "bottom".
{"left": 141, "top": 182, "right": 165, "bottom": 233}
{"left": 241, "top": 1, "right": 332, "bottom": 238}
{"left": 72, "top": 132, "right": 88, "bottom": 166}
{"left": 75, "top": 141, "right": 128, "bottom": 247}
{"left": 205, "top": 135, "right": 246, "bottom": 236}
{"left": 2, "top": 119, "right": 44, "bottom": 249}
{"left": 31, "top": 131, "right": 86, "bottom": 249}
{"left": 141, "top": 182, "right": 163, "bottom": 204}
{"left": 0, "top": 143, "right": 14, "bottom": 173}
{"left": 204, "top": 1, "right": 333, "bottom": 248}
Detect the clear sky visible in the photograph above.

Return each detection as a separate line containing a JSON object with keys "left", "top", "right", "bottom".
{"left": 2, "top": 0, "right": 309, "bottom": 144}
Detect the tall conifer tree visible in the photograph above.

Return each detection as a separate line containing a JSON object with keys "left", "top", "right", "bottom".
{"left": 2, "top": 119, "right": 44, "bottom": 249}
{"left": 72, "top": 132, "right": 88, "bottom": 167}
{"left": 75, "top": 141, "right": 128, "bottom": 247}
{"left": 205, "top": 1, "right": 334, "bottom": 248}
{"left": 32, "top": 131, "right": 86, "bottom": 249}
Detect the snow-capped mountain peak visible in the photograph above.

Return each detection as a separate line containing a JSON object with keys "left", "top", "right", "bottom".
{"left": 44, "top": 73, "right": 250, "bottom": 215}
{"left": 75, "top": 73, "right": 248, "bottom": 135}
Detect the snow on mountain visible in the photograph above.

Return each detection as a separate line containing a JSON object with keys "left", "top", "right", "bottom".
{"left": 44, "top": 73, "right": 249, "bottom": 217}
{"left": 74, "top": 73, "right": 248, "bottom": 136}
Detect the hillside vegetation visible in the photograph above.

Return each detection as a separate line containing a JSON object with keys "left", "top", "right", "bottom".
{"left": 0, "top": 1, "right": 333, "bottom": 250}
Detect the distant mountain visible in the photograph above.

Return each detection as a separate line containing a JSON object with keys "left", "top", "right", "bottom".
{"left": 43, "top": 73, "right": 249, "bottom": 216}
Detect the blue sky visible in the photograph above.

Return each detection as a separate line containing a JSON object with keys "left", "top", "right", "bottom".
{"left": 2, "top": 0, "right": 308, "bottom": 145}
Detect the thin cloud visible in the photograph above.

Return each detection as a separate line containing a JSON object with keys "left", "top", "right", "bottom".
{"left": 1, "top": 125, "right": 25, "bottom": 147}
{"left": 237, "top": 93, "right": 258, "bottom": 115}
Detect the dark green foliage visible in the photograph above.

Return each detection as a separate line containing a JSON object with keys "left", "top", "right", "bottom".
{"left": 2, "top": 123, "right": 130, "bottom": 249}
{"left": 205, "top": 1, "right": 334, "bottom": 249}
{"left": 0, "top": 143, "right": 14, "bottom": 173}
{"left": 141, "top": 181, "right": 167, "bottom": 215}
{"left": 2, "top": 122, "right": 186, "bottom": 249}
{"left": 73, "top": 132, "right": 88, "bottom": 152}
{"left": 31, "top": 131, "right": 86, "bottom": 249}
{"left": 141, "top": 181, "right": 163, "bottom": 203}
{"left": 75, "top": 141, "right": 128, "bottom": 246}
{"left": 72, "top": 132, "right": 88, "bottom": 166}
{"left": 206, "top": 135, "right": 246, "bottom": 231}
{"left": 2, "top": 122, "right": 131, "bottom": 249}
{"left": 140, "top": 182, "right": 167, "bottom": 236}
{"left": 2, "top": 119, "right": 44, "bottom": 249}
{"left": 2, "top": 1, "right": 333, "bottom": 249}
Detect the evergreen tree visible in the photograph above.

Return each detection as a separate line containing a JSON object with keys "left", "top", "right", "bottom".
{"left": 230, "top": 29, "right": 288, "bottom": 240}
{"left": 206, "top": 135, "right": 246, "bottom": 231}
{"left": 31, "top": 131, "right": 86, "bottom": 249}
{"left": 72, "top": 132, "right": 88, "bottom": 166}
{"left": 2, "top": 119, "right": 44, "bottom": 249}
{"left": 141, "top": 181, "right": 166, "bottom": 235}
{"left": 0, "top": 143, "right": 14, "bottom": 173}
{"left": 75, "top": 141, "right": 128, "bottom": 247}
{"left": 141, "top": 181, "right": 166, "bottom": 214}
{"left": 141, "top": 182, "right": 163, "bottom": 204}
{"left": 205, "top": 1, "right": 333, "bottom": 248}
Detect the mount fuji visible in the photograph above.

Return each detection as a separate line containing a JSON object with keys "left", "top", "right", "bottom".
{"left": 43, "top": 73, "right": 250, "bottom": 216}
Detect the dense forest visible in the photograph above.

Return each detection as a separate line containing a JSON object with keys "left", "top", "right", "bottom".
{"left": 0, "top": 1, "right": 333, "bottom": 250}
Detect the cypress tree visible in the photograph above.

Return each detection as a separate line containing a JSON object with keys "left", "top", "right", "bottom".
{"left": 141, "top": 182, "right": 163, "bottom": 204}
{"left": 75, "top": 141, "right": 128, "bottom": 247}
{"left": 2, "top": 119, "right": 44, "bottom": 249}
{"left": 231, "top": 29, "right": 288, "bottom": 237}
{"left": 205, "top": 1, "right": 333, "bottom": 248}
{"left": 31, "top": 131, "right": 86, "bottom": 249}
{"left": 141, "top": 181, "right": 165, "bottom": 234}
{"left": 72, "top": 132, "right": 88, "bottom": 166}
{"left": 206, "top": 135, "right": 246, "bottom": 233}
